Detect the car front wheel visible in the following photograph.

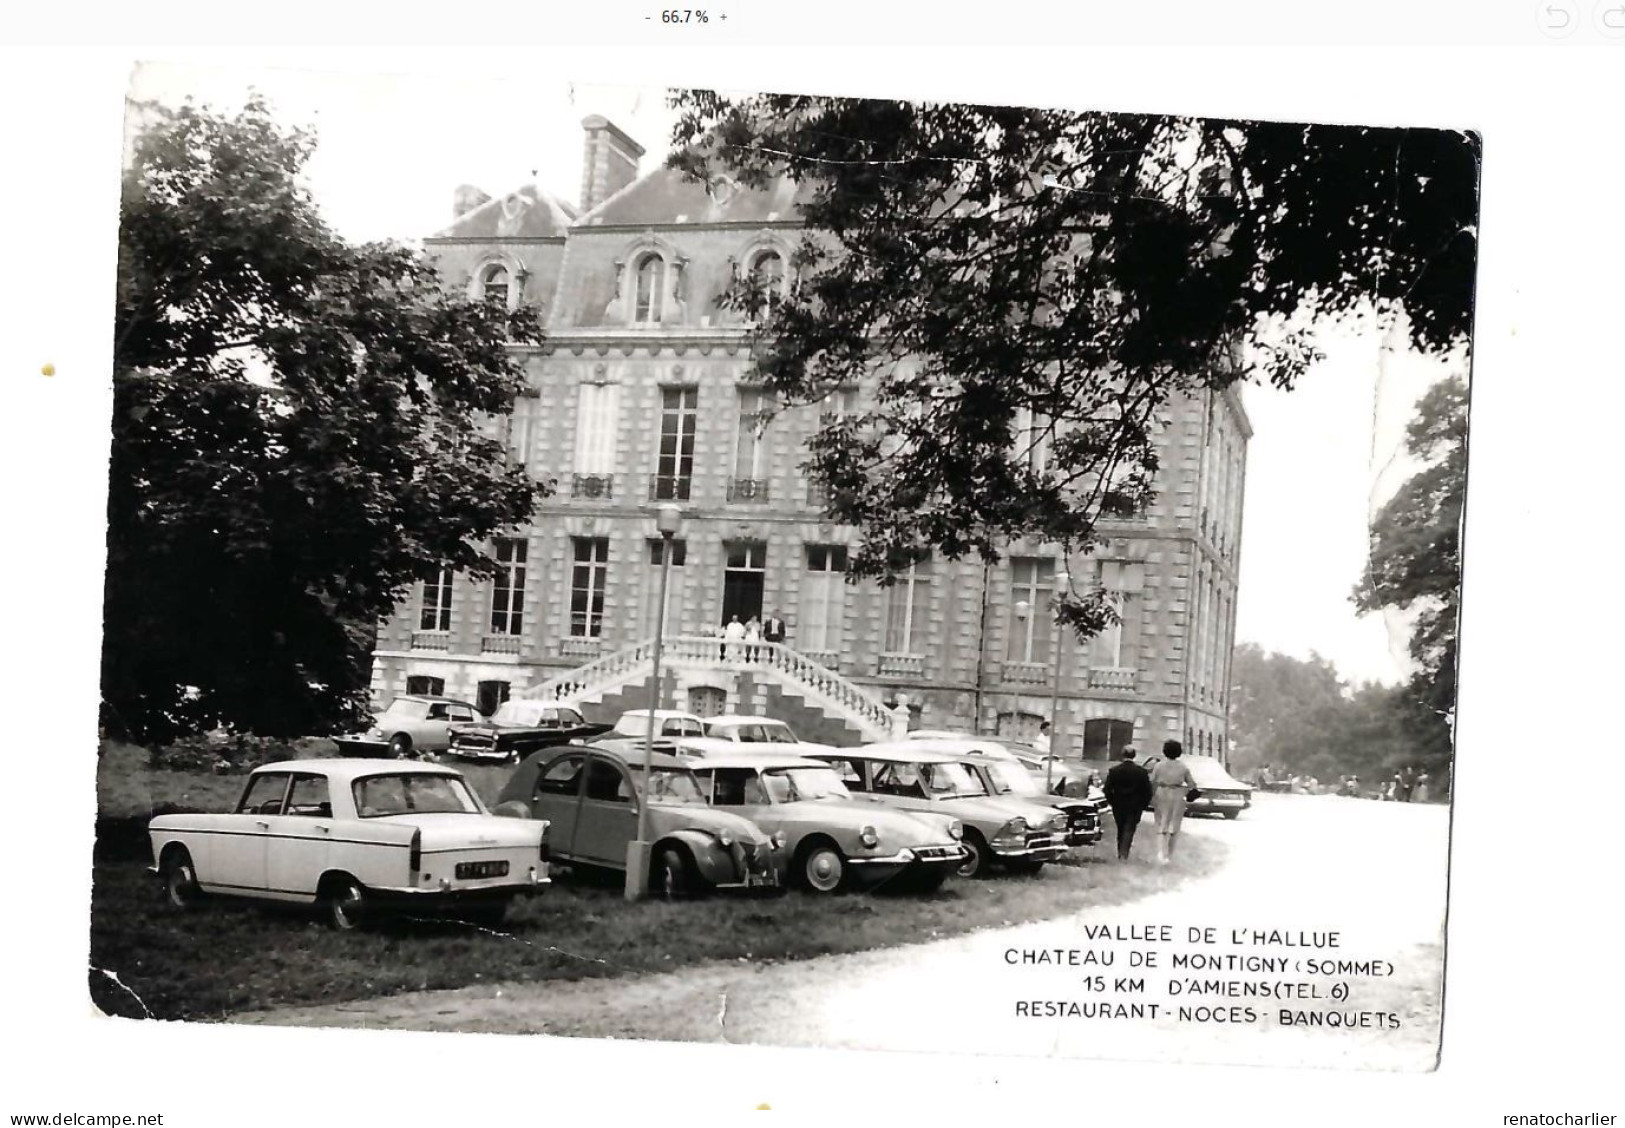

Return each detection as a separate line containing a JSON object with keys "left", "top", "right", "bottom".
{"left": 653, "top": 846, "right": 694, "bottom": 901}
{"left": 324, "top": 877, "right": 368, "bottom": 931}
{"left": 957, "top": 832, "right": 990, "bottom": 879}
{"left": 160, "top": 847, "right": 203, "bottom": 910}
{"left": 388, "top": 733, "right": 413, "bottom": 759}
{"left": 798, "top": 842, "right": 847, "bottom": 894}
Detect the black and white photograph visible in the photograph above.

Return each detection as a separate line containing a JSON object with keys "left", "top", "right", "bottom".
{"left": 76, "top": 59, "right": 1482, "bottom": 1076}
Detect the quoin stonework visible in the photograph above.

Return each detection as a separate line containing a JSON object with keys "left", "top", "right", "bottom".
{"left": 367, "top": 114, "right": 1250, "bottom": 762}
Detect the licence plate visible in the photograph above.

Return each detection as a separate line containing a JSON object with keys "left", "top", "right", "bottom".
{"left": 455, "top": 860, "right": 510, "bottom": 879}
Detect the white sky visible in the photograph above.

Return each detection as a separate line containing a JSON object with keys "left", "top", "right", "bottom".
{"left": 126, "top": 60, "right": 1469, "bottom": 688}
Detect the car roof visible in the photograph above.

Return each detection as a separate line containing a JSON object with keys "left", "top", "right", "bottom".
{"left": 815, "top": 741, "right": 967, "bottom": 765}
{"left": 547, "top": 742, "right": 692, "bottom": 770}
{"left": 680, "top": 750, "right": 828, "bottom": 771}
{"left": 391, "top": 694, "right": 468, "bottom": 705}
{"left": 705, "top": 715, "right": 790, "bottom": 728}
{"left": 254, "top": 758, "right": 465, "bottom": 781}
{"left": 619, "top": 709, "right": 702, "bottom": 720}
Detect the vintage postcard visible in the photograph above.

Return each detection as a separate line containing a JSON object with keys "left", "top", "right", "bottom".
{"left": 91, "top": 62, "right": 1476, "bottom": 1074}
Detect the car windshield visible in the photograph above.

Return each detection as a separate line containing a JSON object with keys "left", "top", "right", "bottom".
{"left": 987, "top": 761, "right": 1041, "bottom": 796}
{"left": 764, "top": 766, "right": 850, "bottom": 802}
{"left": 920, "top": 761, "right": 987, "bottom": 798}
{"left": 353, "top": 773, "right": 480, "bottom": 817}
{"left": 630, "top": 766, "right": 710, "bottom": 806}
{"left": 1185, "top": 757, "right": 1240, "bottom": 787}
{"left": 382, "top": 698, "right": 428, "bottom": 718}
{"left": 492, "top": 701, "right": 544, "bottom": 726}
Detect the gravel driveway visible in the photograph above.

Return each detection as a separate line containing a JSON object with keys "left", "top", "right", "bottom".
{"left": 232, "top": 794, "right": 1450, "bottom": 1070}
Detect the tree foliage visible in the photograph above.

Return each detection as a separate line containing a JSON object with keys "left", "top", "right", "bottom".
{"left": 1351, "top": 376, "right": 1467, "bottom": 761}
{"left": 1227, "top": 643, "right": 1445, "bottom": 789}
{"left": 105, "top": 96, "right": 544, "bottom": 742}
{"left": 668, "top": 93, "right": 1478, "bottom": 634}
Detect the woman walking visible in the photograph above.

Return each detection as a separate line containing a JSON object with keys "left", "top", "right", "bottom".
{"left": 1149, "top": 739, "right": 1197, "bottom": 864}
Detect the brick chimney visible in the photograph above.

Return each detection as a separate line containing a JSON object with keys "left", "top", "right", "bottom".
{"left": 579, "top": 115, "right": 645, "bottom": 214}
{"left": 453, "top": 184, "right": 491, "bottom": 220}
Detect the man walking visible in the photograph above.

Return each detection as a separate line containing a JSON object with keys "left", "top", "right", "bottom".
{"left": 1103, "top": 748, "right": 1154, "bottom": 861}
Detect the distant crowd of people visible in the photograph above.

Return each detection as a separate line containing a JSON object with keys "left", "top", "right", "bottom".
{"left": 1253, "top": 762, "right": 1436, "bottom": 802}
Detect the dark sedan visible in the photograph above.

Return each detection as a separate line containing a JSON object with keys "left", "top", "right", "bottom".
{"left": 444, "top": 700, "right": 612, "bottom": 764}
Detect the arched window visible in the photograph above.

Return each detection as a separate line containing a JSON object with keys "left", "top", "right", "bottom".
{"left": 479, "top": 263, "right": 511, "bottom": 309}
{"left": 750, "top": 250, "right": 785, "bottom": 295}
{"left": 633, "top": 254, "right": 665, "bottom": 323}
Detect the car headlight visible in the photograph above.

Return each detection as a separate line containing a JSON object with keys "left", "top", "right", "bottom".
{"left": 717, "top": 831, "right": 734, "bottom": 847}
{"left": 366, "top": 727, "right": 383, "bottom": 738}
{"left": 946, "top": 819, "right": 964, "bottom": 841}
{"left": 859, "top": 825, "right": 879, "bottom": 848}
{"left": 1005, "top": 818, "right": 1028, "bottom": 836}
{"left": 1049, "top": 813, "right": 1067, "bottom": 831}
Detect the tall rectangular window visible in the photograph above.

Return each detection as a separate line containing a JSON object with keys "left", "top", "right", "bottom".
{"left": 655, "top": 387, "right": 698, "bottom": 500}
{"left": 802, "top": 545, "right": 848, "bottom": 651}
{"left": 1086, "top": 560, "right": 1144, "bottom": 669}
{"left": 574, "top": 382, "right": 621, "bottom": 475}
{"left": 1012, "top": 407, "right": 1052, "bottom": 476}
{"left": 1005, "top": 557, "right": 1055, "bottom": 664}
{"left": 418, "top": 566, "right": 453, "bottom": 632}
{"left": 570, "top": 538, "right": 610, "bottom": 638}
{"left": 642, "top": 537, "right": 687, "bottom": 639}
{"left": 489, "top": 538, "right": 527, "bottom": 636}
{"left": 731, "top": 388, "right": 773, "bottom": 501}
{"left": 883, "top": 558, "right": 932, "bottom": 654}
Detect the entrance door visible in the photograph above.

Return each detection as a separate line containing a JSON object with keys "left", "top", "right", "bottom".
{"left": 721, "top": 542, "right": 766, "bottom": 625}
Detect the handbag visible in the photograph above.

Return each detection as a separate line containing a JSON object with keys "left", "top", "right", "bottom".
{"left": 1186, "top": 787, "right": 1202, "bottom": 802}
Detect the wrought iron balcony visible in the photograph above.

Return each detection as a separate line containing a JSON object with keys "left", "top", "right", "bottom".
{"left": 571, "top": 473, "right": 614, "bottom": 500}
{"left": 648, "top": 474, "right": 692, "bottom": 502}
{"left": 728, "top": 477, "right": 770, "bottom": 503}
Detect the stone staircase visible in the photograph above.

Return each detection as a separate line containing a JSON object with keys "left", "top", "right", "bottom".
{"left": 521, "top": 636, "right": 894, "bottom": 743}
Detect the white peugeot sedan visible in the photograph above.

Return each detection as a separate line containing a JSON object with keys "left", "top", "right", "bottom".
{"left": 148, "top": 759, "right": 550, "bottom": 929}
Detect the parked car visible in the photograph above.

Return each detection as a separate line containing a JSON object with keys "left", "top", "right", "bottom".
{"left": 333, "top": 695, "right": 481, "bottom": 759}
{"left": 493, "top": 744, "right": 784, "bottom": 897}
{"left": 683, "top": 751, "right": 967, "bottom": 893}
{"left": 595, "top": 709, "right": 708, "bottom": 755}
{"left": 444, "top": 699, "right": 613, "bottom": 763}
{"left": 1141, "top": 754, "right": 1255, "bottom": 818}
{"left": 806, "top": 741, "right": 1068, "bottom": 878}
{"left": 906, "top": 729, "right": 1098, "bottom": 803}
{"left": 701, "top": 715, "right": 838, "bottom": 754}
{"left": 148, "top": 759, "right": 550, "bottom": 929}
{"left": 956, "top": 752, "right": 1102, "bottom": 847}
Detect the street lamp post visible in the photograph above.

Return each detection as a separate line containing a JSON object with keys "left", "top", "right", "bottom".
{"left": 1046, "top": 569, "right": 1070, "bottom": 795}
{"left": 626, "top": 502, "right": 683, "bottom": 901}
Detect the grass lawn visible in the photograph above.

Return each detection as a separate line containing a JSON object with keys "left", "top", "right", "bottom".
{"left": 88, "top": 748, "right": 1227, "bottom": 1022}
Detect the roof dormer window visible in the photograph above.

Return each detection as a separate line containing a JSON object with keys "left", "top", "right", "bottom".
{"left": 633, "top": 253, "right": 666, "bottom": 324}
{"left": 479, "top": 263, "right": 511, "bottom": 310}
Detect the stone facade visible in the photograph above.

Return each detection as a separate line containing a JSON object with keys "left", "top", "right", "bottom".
{"left": 368, "top": 117, "right": 1251, "bottom": 765}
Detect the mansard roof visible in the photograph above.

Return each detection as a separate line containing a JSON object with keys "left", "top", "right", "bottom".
{"left": 576, "top": 164, "right": 809, "bottom": 229}
{"left": 428, "top": 183, "right": 579, "bottom": 241}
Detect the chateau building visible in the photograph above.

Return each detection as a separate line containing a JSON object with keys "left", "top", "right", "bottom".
{"left": 367, "top": 115, "right": 1251, "bottom": 763}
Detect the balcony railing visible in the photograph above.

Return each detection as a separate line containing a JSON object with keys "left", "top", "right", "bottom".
{"left": 1087, "top": 667, "right": 1138, "bottom": 691}
{"left": 559, "top": 636, "right": 603, "bottom": 659}
{"left": 728, "top": 478, "right": 770, "bottom": 503}
{"left": 1002, "top": 661, "right": 1049, "bottom": 686}
{"left": 481, "top": 634, "right": 522, "bottom": 655}
{"left": 800, "top": 649, "right": 841, "bottom": 671}
{"left": 876, "top": 653, "right": 926, "bottom": 678}
{"left": 411, "top": 631, "right": 451, "bottom": 652}
{"left": 648, "top": 474, "right": 692, "bottom": 502}
{"left": 571, "top": 473, "right": 614, "bottom": 500}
